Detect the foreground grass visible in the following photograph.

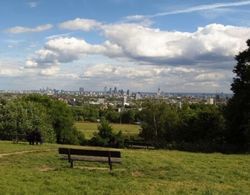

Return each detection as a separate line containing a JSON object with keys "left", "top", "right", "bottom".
{"left": 0, "top": 141, "right": 249, "bottom": 194}
{"left": 75, "top": 122, "right": 140, "bottom": 139}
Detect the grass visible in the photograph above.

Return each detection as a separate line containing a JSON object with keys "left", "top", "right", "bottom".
{"left": 75, "top": 122, "right": 140, "bottom": 139}
{"left": 0, "top": 141, "right": 249, "bottom": 194}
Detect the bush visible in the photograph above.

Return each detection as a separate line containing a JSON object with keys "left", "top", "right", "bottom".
{"left": 89, "top": 119, "right": 124, "bottom": 148}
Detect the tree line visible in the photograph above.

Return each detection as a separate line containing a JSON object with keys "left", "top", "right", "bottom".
{"left": 0, "top": 95, "right": 85, "bottom": 145}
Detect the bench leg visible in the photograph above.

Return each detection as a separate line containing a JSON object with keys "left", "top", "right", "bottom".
{"left": 109, "top": 162, "right": 112, "bottom": 171}
{"left": 70, "top": 160, "right": 74, "bottom": 168}
{"left": 108, "top": 154, "right": 112, "bottom": 171}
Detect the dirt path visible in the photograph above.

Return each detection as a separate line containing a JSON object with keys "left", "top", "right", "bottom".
{"left": 0, "top": 149, "right": 56, "bottom": 158}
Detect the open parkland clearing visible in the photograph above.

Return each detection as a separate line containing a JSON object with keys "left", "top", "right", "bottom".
{"left": 75, "top": 122, "right": 140, "bottom": 139}
{"left": 0, "top": 140, "right": 249, "bottom": 194}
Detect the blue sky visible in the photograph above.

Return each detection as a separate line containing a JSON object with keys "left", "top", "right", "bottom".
{"left": 1, "top": 0, "right": 250, "bottom": 92}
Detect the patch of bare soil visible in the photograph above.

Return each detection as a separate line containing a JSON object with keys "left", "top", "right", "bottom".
{"left": 38, "top": 165, "right": 56, "bottom": 172}
{"left": 0, "top": 149, "right": 55, "bottom": 158}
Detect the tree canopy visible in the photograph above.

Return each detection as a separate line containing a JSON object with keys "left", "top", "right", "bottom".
{"left": 0, "top": 94, "right": 85, "bottom": 145}
{"left": 225, "top": 39, "right": 250, "bottom": 148}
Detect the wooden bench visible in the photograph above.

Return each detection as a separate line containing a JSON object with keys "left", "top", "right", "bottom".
{"left": 58, "top": 148, "right": 121, "bottom": 171}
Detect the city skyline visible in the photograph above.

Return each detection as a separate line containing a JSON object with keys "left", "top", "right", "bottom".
{"left": 1, "top": 0, "right": 250, "bottom": 92}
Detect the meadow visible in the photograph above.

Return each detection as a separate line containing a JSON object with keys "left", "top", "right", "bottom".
{"left": 0, "top": 141, "right": 249, "bottom": 194}
{"left": 75, "top": 122, "right": 140, "bottom": 139}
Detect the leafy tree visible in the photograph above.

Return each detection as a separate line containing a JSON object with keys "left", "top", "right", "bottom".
{"left": 225, "top": 39, "right": 250, "bottom": 149}
{"left": 121, "top": 110, "right": 136, "bottom": 123}
{"left": 0, "top": 94, "right": 85, "bottom": 145}
{"left": 25, "top": 94, "right": 85, "bottom": 144}
{"left": 178, "top": 104, "right": 226, "bottom": 144}
{"left": 0, "top": 100, "right": 55, "bottom": 143}
{"left": 90, "top": 119, "right": 124, "bottom": 147}
{"left": 140, "top": 101, "right": 180, "bottom": 146}
{"left": 101, "top": 109, "right": 120, "bottom": 123}
{"left": 72, "top": 105, "right": 99, "bottom": 122}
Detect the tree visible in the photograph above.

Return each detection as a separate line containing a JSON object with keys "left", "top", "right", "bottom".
{"left": 226, "top": 39, "right": 250, "bottom": 149}
{"left": 178, "top": 104, "right": 226, "bottom": 144}
{"left": 0, "top": 100, "right": 55, "bottom": 143}
{"left": 0, "top": 94, "right": 85, "bottom": 145}
{"left": 140, "top": 101, "right": 180, "bottom": 146}
{"left": 28, "top": 94, "right": 87, "bottom": 144}
{"left": 90, "top": 119, "right": 124, "bottom": 147}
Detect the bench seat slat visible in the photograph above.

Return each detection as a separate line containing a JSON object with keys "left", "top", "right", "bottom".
{"left": 60, "top": 156, "right": 121, "bottom": 163}
{"left": 58, "top": 148, "right": 121, "bottom": 158}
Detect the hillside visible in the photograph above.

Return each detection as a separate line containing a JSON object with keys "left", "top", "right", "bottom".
{"left": 0, "top": 141, "right": 249, "bottom": 194}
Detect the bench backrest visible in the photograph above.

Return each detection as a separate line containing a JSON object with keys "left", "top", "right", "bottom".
{"left": 58, "top": 148, "right": 121, "bottom": 158}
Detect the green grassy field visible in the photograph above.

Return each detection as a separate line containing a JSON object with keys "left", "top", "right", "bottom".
{"left": 75, "top": 122, "right": 140, "bottom": 139}
{"left": 0, "top": 141, "right": 249, "bottom": 194}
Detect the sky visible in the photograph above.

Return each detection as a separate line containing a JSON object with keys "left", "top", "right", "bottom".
{"left": 1, "top": 0, "right": 250, "bottom": 93}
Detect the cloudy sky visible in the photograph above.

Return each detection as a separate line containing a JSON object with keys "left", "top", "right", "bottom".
{"left": 1, "top": 0, "right": 250, "bottom": 93}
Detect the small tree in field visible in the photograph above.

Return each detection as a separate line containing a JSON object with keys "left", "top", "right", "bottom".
{"left": 226, "top": 39, "right": 250, "bottom": 149}
{"left": 90, "top": 119, "right": 124, "bottom": 147}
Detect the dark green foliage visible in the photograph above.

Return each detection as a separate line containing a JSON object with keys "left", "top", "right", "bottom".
{"left": 225, "top": 39, "right": 250, "bottom": 150}
{"left": 139, "top": 101, "right": 227, "bottom": 151}
{"left": 140, "top": 101, "right": 180, "bottom": 147}
{"left": 0, "top": 94, "right": 85, "bottom": 145}
{"left": 102, "top": 109, "right": 120, "bottom": 123}
{"left": 120, "top": 109, "right": 139, "bottom": 123}
{"left": 0, "top": 100, "right": 55, "bottom": 143}
{"left": 178, "top": 104, "right": 226, "bottom": 144}
{"left": 90, "top": 119, "right": 124, "bottom": 147}
{"left": 72, "top": 105, "right": 99, "bottom": 121}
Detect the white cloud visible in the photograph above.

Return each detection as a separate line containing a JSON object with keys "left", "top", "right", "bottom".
{"left": 83, "top": 64, "right": 166, "bottom": 79}
{"left": 59, "top": 18, "right": 102, "bottom": 31}
{"left": 40, "top": 66, "right": 60, "bottom": 76}
{"left": 0, "top": 59, "right": 23, "bottom": 77}
{"left": 26, "top": 22, "right": 250, "bottom": 73}
{"left": 25, "top": 37, "right": 105, "bottom": 74}
{"left": 28, "top": 1, "right": 38, "bottom": 8}
{"left": 81, "top": 63, "right": 232, "bottom": 92}
{"left": 24, "top": 21, "right": 249, "bottom": 92}
{"left": 194, "top": 72, "right": 225, "bottom": 81}
{"left": 5, "top": 24, "right": 53, "bottom": 34}
{"left": 101, "top": 23, "right": 250, "bottom": 66}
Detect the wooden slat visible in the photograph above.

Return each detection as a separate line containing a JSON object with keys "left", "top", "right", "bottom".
{"left": 61, "top": 156, "right": 122, "bottom": 163}
{"left": 58, "top": 148, "right": 121, "bottom": 158}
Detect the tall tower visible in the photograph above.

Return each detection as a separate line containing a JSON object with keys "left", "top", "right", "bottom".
{"left": 104, "top": 86, "right": 107, "bottom": 95}
{"left": 123, "top": 95, "right": 127, "bottom": 106}
{"left": 157, "top": 88, "right": 161, "bottom": 96}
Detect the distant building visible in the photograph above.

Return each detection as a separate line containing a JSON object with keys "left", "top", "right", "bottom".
{"left": 114, "top": 87, "right": 117, "bottom": 94}
{"left": 126, "top": 89, "right": 130, "bottom": 96}
{"left": 157, "top": 88, "right": 161, "bottom": 96}
{"left": 104, "top": 86, "right": 107, "bottom": 95}
{"left": 97, "top": 98, "right": 105, "bottom": 104}
{"left": 178, "top": 101, "right": 182, "bottom": 109}
{"left": 123, "top": 95, "right": 129, "bottom": 106}
{"left": 79, "top": 87, "right": 84, "bottom": 95}
{"left": 208, "top": 98, "right": 214, "bottom": 105}
{"left": 135, "top": 93, "right": 142, "bottom": 100}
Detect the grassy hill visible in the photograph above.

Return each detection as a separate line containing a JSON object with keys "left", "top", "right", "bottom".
{"left": 75, "top": 122, "right": 140, "bottom": 139}
{"left": 0, "top": 141, "right": 249, "bottom": 194}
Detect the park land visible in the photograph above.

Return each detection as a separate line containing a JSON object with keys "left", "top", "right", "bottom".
{"left": 0, "top": 141, "right": 249, "bottom": 194}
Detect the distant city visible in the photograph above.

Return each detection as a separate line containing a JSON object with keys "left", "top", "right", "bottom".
{"left": 0, "top": 86, "right": 233, "bottom": 106}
